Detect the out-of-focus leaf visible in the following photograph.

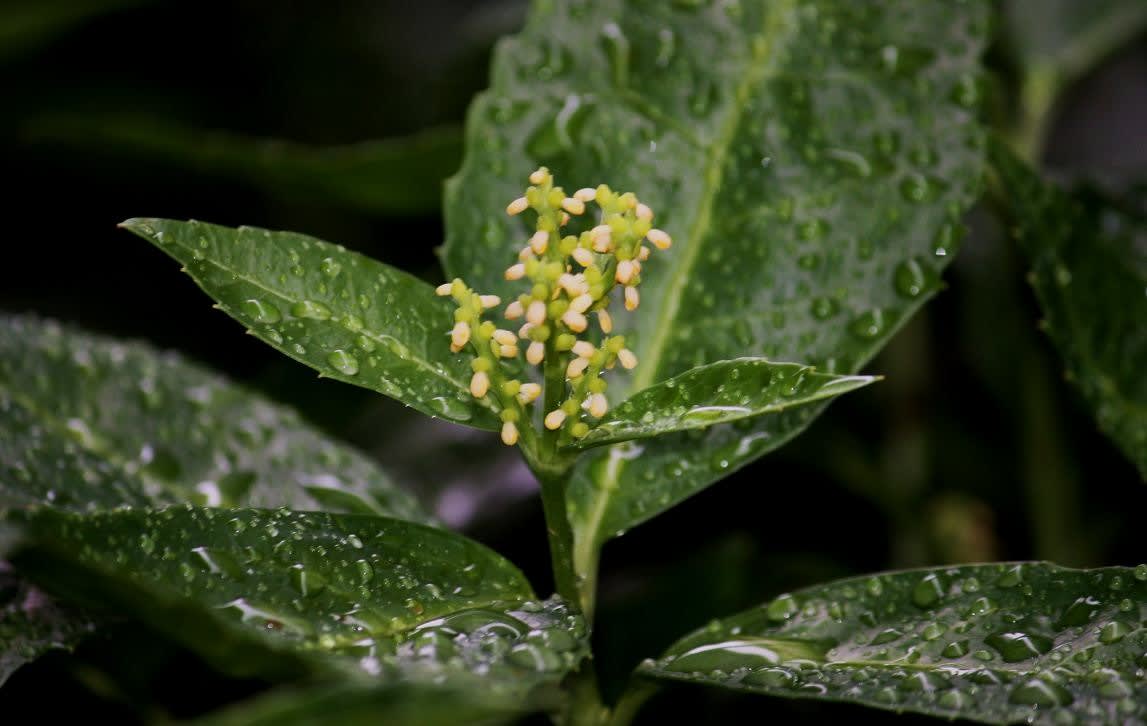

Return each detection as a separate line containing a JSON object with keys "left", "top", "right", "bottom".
{"left": 10, "top": 506, "right": 588, "bottom": 695}
{"left": 572, "top": 359, "right": 876, "bottom": 449}
{"left": 193, "top": 682, "right": 523, "bottom": 726}
{"left": 642, "top": 562, "right": 1147, "bottom": 723}
{"left": 0, "top": 0, "right": 145, "bottom": 60}
{"left": 27, "top": 116, "right": 461, "bottom": 215}
{"left": 122, "top": 219, "right": 499, "bottom": 430}
{"left": 0, "top": 314, "right": 428, "bottom": 520}
{"left": 991, "top": 142, "right": 1147, "bottom": 478}
{"left": 0, "top": 561, "right": 95, "bottom": 686}
{"left": 443, "top": 0, "right": 988, "bottom": 589}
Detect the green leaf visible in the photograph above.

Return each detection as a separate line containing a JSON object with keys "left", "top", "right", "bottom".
{"left": 27, "top": 115, "right": 461, "bottom": 215}
{"left": 444, "top": 1, "right": 988, "bottom": 575}
{"left": 121, "top": 219, "right": 499, "bottom": 431}
{"left": 990, "top": 143, "right": 1147, "bottom": 478}
{"left": 572, "top": 359, "right": 876, "bottom": 449}
{"left": 641, "top": 562, "right": 1147, "bottom": 723}
{"left": 1003, "top": 0, "right": 1147, "bottom": 86}
{"left": 9, "top": 506, "right": 588, "bottom": 693}
{"left": 0, "top": 562, "right": 95, "bottom": 686}
{"left": 193, "top": 682, "right": 523, "bottom": 726}
{"left": 0, "top": 314, "right": 428, "bottom": 520}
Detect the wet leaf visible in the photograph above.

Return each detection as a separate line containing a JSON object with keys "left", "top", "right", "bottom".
{"left": 642, "top": 562, "right": 1147, "bottom": 724}
{"left": 443, "top": 0, "right": 988, "bottom": 576}
{"left": 572, "top": 359, "right": 876, "bottom": 449}
{"left": 991, "top": 143, "right": 1147, "bottom": 478}
{"left": 0, "top": 562, "right": 95, "bottom": 686}
{"left": 9, "top": 506, "right": 588, "bottom": 695}
{"left": 29, "top": 115, "right": 460, "bottom": 215}
{"left": 0, "top": 314, "right": 428, "bottom": 520}
{"left": 121, "top": 219, "right": 499, "bottom": 430}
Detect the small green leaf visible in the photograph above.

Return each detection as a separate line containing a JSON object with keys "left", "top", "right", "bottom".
{"left": 991, "top": 143, "right": 1147, "bottom": 478}
{"left": 28, "top": 115, "right": 461, "bottom": 215}
{"left": 121, "top": 219, "right": 499, "bottom": 430}
{"left": 0, "top": 314, "right": 428, "bottom": 519}
{"left": 443, "top": 0, "right": 990, "bottom": 577}
{"left": 572, "top": 359, "right": 876, "bottom": 449}
{"left": 642, "top": 562, "right": 1147, "bottom": 723}
{"left": 0, "top": 562, "right": 95, "bottom": 686}
{"left": 193, "top": 682, "right": 524, "bottom": 726}
{"left": 9, "top": 506, "right": 587, "bottom": 693}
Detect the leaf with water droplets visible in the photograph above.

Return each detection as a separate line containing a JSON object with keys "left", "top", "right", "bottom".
{"left": 30, "top": 114, "right": 461, "bottom": 215}
{"left": 642, "top": 562, "right": 1147, "bottom": 723}
{"left": 120, "top": 218, "right": 499, "bottom": 430}
{"left": 0, "top": 314, "right": 428, "bottom": 520}
{"left": 8, "top": 506, "right": 588, "bottom": 697}
{"left": 571, "top": 358, "right": 876, "bottom": 449}
{"left": 991, "top": 143, "right": 1147, "bottom": 478}
{"left": 443, "top": 0, "right": 989, "bottom": 583}
{"left": 0, "top": 561, "right": 96, "bottom": 686}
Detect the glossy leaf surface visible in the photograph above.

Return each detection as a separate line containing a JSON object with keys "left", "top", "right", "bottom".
{"left": 992, "top": 144, "right": 1147, "bottom": 478}
{"left": 9, "top": 506, "right": 587, "bottom": 692}
{"left": 445, "top": 0, "right": 989, "bottom": 568}
{"left": 0, "top": 314, "right": 428, "bottom": 519}
{"left": 573, "top": 359, "right": 876, "bottom": 449}
{"left": 122, "top": 219, "right": 499, "bottom": 430}
{"left": 643, "top": 562, "right": 1147, "bottom": 723}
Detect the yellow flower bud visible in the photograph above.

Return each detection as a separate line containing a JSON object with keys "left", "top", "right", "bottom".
{"left": 561, "top": 197, "right": 586, "bottom": 215}
{"left": 624, "top": 286, "right": 640, "bottom": 311}
{"left": 638, "top": 245, "right": 651, "bottom": 261}
{"left": 518, "top": 382, "right": 542, "bottom": 403}
{"left": 567, "top": 357, "right": 589, "bottom": 379}
{"left": 587, "top": 393, "right": 608, "bottom": 418}
{"left": 527, "top": 300, "right": 547, "bottom": 326}
{"left": 493, "top": 329, "right": 517, "bottom": 346}
{"left": 435, "top": 282, "right": 452, "bottom": 296}
{"left": 597, "top": 309, "right": 613, "bottom": 333}
{"left": 529, "top": 168, "right": 549, "bottom": 185}
{"left": 506, "top": 197, "right": 529, "bottom": 215}
{"left": 616, "top": 260, "right": 636, "bottom": 285}
{"left": 501, "top": 421, "right": 519, "bottom": 445}
{"left": 505, "top": 263, "right": 526, "bottom": 280}
{"left": 569, "top": 293, "right": 593, "bottom": 313}
{"left": 544, "top": 409, "right": 567, "bottom": 430}
{"left": 562, "top": 310, "right": 588, "bottom": 332}
{"left": 573, "top": 187, "right": 597, "bottom": 202}
{"left": 451, "top": 321, "right": 470, "bottom": 348}
{"left": 572, "top": 247, "right": 594, "bottom": 267}
{"left": 572, "top": 340, "right": 596, "bottom": 358}
{"left": 526, "top": 340, "right": 545, "bottom": 365}
{"left": 480, "top": 294, "right": 501, "bottom": 309}
{"left": 470, "top": 370, "right": 490, "bottom": 398}
{"left": 647, "top": 229, "right": 672, "bottom": 250}
{"left": 618, "top": 348, "right": 638, "bottom": 369}
{"left": 636, "top": 202, "right": 653, "bottom": 221}
{"left": 529, "top": 230, "right": 549, "bottom": 254}
{"left": 499, "top": 344, "right": 519, "bottom": 358}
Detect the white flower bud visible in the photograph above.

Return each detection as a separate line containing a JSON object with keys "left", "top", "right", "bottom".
{"left": 573, "top": 187, "right": 597, "bottom": 202}
{"left": 567, "top": 357, "right": 589, "bottom": 378}
{"left": 636, "top": 203, "right": 654, "bottom": 221}
{"left": 501, "top": 421, "right": 519, "bottom": 445}
{"left": 451, "top": 321, "right": 470, "bottom": 348}
{"left": 597, "top": 309, "right": 613, "bottom": 333}
{"left": 562, "top": 310, "right": 588, "bottom": 332}
{"left": 526, "top": 341, "right": 545, "bottom": 365}
{"left": 624, "top": 286, "right": 640, "bottom": 311}
{"left": 647, "top": 229, "right": 672, "bottom": 250}
{"left": 499, "top": 343, "right": 519, "bottom": 358}
{"left": 470, "top": 370, "right": 489, "bottom": 398}
{"left": 572, "top": 247, "right": 594, "bottom": 267}
{"left": 493, "top": 329, "right": 517, "bottom": 346}
{"left": 587, "top": 393, "right": 608, "bottom": 418}
{"left": 518, "top": 382, "right": 541, "bottom": 403}
{"left": 572, "top": 340, "right": 596, "bottom": 358}
{"left": 480, "top": 294, "right": 501, "bottom": 309}
{"left": 529, "top": 230, "right": 549, "bottom": 254}
{"left": 505, "top": 263, "right": 526, "bottom": 280}
{"left": 529, "top": 168, "right": 548, "bottom": 185}
{"left": 561, "top": 197, "right": 585, "bottom": 215}
{"left": 544, "top": 409, "right": 567, "bottom": 430}
{"left": 505, "top": 300, "right": 524, "bottom": 319}
{"left": 506, "top": 197, "right": 529, "bottom": 215}
{"left": 569, "top": 293, "right": 593, "bottom": 313}
{"left": 615, "top": 260, "right": 636, "bottom": 285}
{"left": 435, "top": 283, "right": 452, "bottom": 296}
{"left": 527, "top": 300, "right": 547, "bottom": 325}
{"left": 618, "top": 348, "right": 638, "bottom": 369}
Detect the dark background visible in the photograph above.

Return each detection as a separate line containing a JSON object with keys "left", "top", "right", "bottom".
{"left": 1, "top": 1, "right": 1145, "bottom": 722}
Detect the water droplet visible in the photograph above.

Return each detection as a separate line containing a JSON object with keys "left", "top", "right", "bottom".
{"left": 743, "top": 667, "right": 797, "bottom": 689}
{"left": 241, "top": 299, "right": 281, "bottom": 324}
{"left": 1009, "top": 678, "right": 1073, "bottom": 707}
{"left": 766, "top": 594, "right": 798, "bottom": 622}
{"left": 428, "top": 396, "right": 472, "bottom": 422}
{"left": 894, "top": 258, "right": 930, "bottom": 299}
{"left": 985, "top": 631, "right": 1053, "bottom": 662}
{"left": 1098, "top": 621, "right": 1132, "bottom": 644}
{"left": 320, "top": 257, "right": 342, "bottom": 277}
{"left": 289, "top": 564, "right": 327, "bottom": 597}
{"left": 849, "top": 309, "right": 886, "bottom": 339}
{"left": 290, "top": 300, "right": 332, "bottom": 320}
{"left": 810, "top": 297, "right": 839, "bottom": 320}
{"left": 326, "top": 349, "right": 359, "bottom": 376}
{"left": 682, "top": 406, "right": 752, "bottom": 426}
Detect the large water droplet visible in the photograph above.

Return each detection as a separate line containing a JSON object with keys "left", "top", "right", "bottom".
{"left": 984, "top": 631, "right": 1053, "bottom": 662}
{"left": 428, "top": 396, "right": 472, "bottom": 422}
{"left": 327, "top": 349, "right": 360, "bottom": 376}
{"left": 241, "top": 299, "right": 281, "bottom": 324}
{"left": 290, "top": 300, "right": 332, "bottom": 320}
{"left": 1009, "top": 678, "right": 1073, "bottom": 707}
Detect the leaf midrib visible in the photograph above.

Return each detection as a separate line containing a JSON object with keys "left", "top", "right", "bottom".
{"left": 574, "top": 1, "right": 798, "bottom": 571}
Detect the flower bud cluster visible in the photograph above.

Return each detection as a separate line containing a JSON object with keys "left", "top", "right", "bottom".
{"left": 440, "top": 167, "right": 671, "bottom": 446}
